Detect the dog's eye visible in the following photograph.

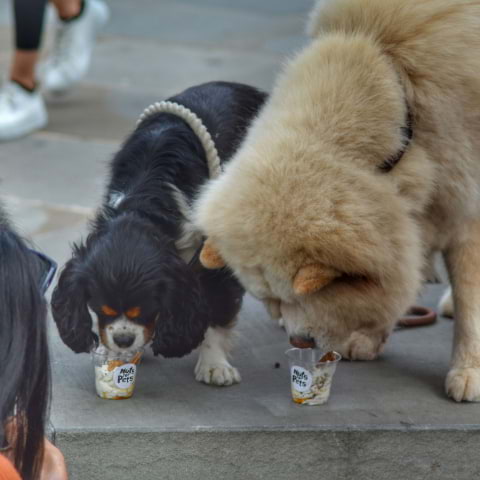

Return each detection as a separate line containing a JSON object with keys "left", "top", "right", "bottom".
{"left": 126, "top": 307, "right": 141, "bottom": 319}
{"left": 101, "top": 305, "right": 118, "bottom": 316}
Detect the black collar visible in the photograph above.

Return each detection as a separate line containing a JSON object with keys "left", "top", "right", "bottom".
{"left": 378, "top": 106, "right": 414, "bottom": 172}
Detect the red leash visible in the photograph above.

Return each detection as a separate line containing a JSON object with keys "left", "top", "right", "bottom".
{"left": 396, "top": 305, "right": 437, "bottom": 328}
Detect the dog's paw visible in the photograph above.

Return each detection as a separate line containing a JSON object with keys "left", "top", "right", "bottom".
{"left": 446, "top": 367, "right": 480, "bottom": 402}
{"left": 340, "top": 331, "right": 384, "bottom": 361}
{"left": 278, "top": 317, "right": 285, "bottom": 329}
{"left": 194, "top": 360, "right": 241, "bottom": 386}
{"left": 439, "top": 288, "right": 454, "bottom": 318}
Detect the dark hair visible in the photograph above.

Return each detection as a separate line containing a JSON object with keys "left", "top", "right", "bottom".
{"left": 0, "top": 212, "right": 51, "bottom": 480}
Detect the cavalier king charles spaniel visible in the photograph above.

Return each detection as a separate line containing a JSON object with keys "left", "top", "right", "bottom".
{"left": 51, "top": 81, "right": 266, "bottom": 385}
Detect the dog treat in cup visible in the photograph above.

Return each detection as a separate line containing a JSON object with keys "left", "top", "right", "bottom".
{"left": 285, "top": 348, "right": 341, "bottom": 405}
{"left": 91, "top": 346, "right": 143, "bottom": 400}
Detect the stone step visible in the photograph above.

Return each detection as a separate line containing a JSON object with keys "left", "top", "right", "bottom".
{"left": 50, "top": 286, "right": 480, "bottom": 480}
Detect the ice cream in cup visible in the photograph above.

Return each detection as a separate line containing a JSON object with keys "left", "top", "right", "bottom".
{"left": 285, "top": 348, "right": 341, "bottom": 405}
{"left": 91, "top": 346, "right": 144, "bottom": 400}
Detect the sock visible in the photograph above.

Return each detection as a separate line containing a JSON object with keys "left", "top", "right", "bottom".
{"left": 11, "top": 79, "right": 36, "bottom": 93}
{"left": 60, "top": 0, "right": 85, "bottom": 22}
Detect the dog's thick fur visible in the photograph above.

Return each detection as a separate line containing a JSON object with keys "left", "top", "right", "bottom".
{"left": 195, "top": 0, "right": 480, "bottom": 401}
{"left": 52, "top": 81, "right": 266, "bottom": 386}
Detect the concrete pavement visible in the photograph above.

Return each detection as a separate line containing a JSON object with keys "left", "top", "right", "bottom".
{"left": 1, "top": 1, "right": 480, "bottom": 479}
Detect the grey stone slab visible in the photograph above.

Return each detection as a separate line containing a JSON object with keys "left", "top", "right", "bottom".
{"left": 2, "top": 196, "right": 92, "bottom": 264}
{"left": 102, "top": 0, "right": 309, "bottom": 54}
{"left": 0, "top": 134, "right": 113, "bottom": 208}
{"left": 1, "top": 34, "right": 281, "bottom": 141}
{"left": 86, "top": 36, "right": 281, "bottom": 96}
{"left": 50, "top": 285, "right": 479, "bottom": 435}
{"left": 56, "top": 430, "right": 480, "bottom": 480}
{"left": 0, "top": 4, "right": 10, "bottom": 27}
{"left": 44, "top": 84, "right": 157, "bottom": 142}
{"left": 106, "top": 0, "right": 314, "bottom": 16}
{"left": 49, "top": 283, "right": 480, "bottom": 480}
{"left": 175, "top": 0, "right": 315, "bottom": 15}
{"left": 264, "top": 34, "right": 308, "bottom": 56}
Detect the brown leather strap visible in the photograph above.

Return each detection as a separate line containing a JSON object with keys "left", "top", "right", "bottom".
{"left": 397, "top": 305, "right": 437, "bottom": 328}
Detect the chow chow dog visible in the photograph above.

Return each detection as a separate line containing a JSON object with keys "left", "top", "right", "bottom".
{"left": 194, "top": 0, "right": 480, "bottom": 401}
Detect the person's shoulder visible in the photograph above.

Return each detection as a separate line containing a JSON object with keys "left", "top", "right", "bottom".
{"left": 0, "top": 455, "right": 21, "bottom": 480}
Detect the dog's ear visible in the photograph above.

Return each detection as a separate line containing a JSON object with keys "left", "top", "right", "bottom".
{"left": 199, "top": 239, "right": 225, "bottom": 269}
{"left": 51, "top": 247, "right": 97, "bottom": 353}
{"left": 152, "top": 259, "right": 209, "bottom": 358}
{"left": 293, "top": 264, "right": 340, "bottom": 295}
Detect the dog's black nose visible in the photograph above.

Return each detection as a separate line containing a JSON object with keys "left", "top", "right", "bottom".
{"left": 289, "top": 335, "right": 316, "bottom": 349}
{"left": 113, "top": 333, "right": 136, "bottom": 349}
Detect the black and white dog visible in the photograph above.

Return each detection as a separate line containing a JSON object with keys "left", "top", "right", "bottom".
{"left": 51, "top": 81, "right": 266, "bottom": 385}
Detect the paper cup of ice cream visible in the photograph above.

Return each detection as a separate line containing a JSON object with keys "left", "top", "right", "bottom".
{"left": 285, "top": 348, "right": 341, "bottom": 405}
{"left": 91, "top": 347, "right": 144, "bottom": 400}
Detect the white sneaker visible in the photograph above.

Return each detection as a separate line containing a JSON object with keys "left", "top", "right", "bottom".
{"left": 0, "top": 81, "right": 48, "bottom": 141}
{"left": 41, "top": 0, "right": 110, "bottom": 94}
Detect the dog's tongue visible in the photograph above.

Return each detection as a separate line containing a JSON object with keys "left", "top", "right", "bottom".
{"left": 289, "top": 335, "right": 316, "bottom": 349}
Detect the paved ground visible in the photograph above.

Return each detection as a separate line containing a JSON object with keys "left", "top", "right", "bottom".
{"left": 1, "top": 1, "right": 480, "bottom": 479}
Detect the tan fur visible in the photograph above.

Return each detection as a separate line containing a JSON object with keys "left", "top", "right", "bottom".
{"left": 293, "top": 264, "right": 340, "bottom": 295}
{"left": 200, "top": 240, "right": 226, "bottom": 269}
{"left": 195, "top": 0, "right": 480, "bottom": 402}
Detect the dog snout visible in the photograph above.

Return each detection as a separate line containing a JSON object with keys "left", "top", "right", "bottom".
{"left": 289, "top": 335, "right": 316, "bottom": 349}
{"left": 113, "top": 332, "right": 136, "bottom": 349}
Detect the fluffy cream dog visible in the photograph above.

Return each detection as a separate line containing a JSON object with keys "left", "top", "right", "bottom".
{"left": 194, "top": 0, "right": 480, "bottom": 402}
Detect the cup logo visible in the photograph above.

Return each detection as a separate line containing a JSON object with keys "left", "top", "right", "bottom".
{"left": 113, "top": 363, "right": 136, "bottom": 389}
{"left": 291, "top": 366, "right": 313, "bottom": 392}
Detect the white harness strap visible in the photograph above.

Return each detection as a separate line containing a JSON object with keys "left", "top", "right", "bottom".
{"left": 137, "top": 101, "right": 222, "bottom": 179}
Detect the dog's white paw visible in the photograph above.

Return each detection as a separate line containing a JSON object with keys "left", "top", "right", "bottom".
{"left": 278, "top": 317, "right": 285, "bottom": 329}
{"left": 194, "top": 360, "right": 241, "bottom": 386}
{"left": 340, "top": 331, "right": 384, "bottom": 361}
{"left": 439, "top": 288, "right": 454, "bottom": 318}
{"left": 446, "top": 367, "right": 480, "bottom": 402}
